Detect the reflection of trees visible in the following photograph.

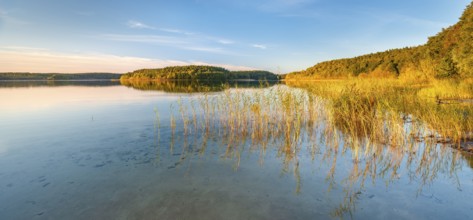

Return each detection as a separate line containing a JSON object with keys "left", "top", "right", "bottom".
{"left": 154, "top": 84, "right": 470, "bottom": 218}
{"left": 120, "top": 80, "right": 277, "bottom": 93}
{"left": 0, "top": 80, "right": 120, "bottom": 87}
{"left": 121, "top": 80, "right": 225, "bottom": 93}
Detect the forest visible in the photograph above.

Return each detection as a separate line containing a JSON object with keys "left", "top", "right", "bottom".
{"left": 120, "top": 65, "right": 278, "bottom": 81}
{"left": 285, "top": 3, "right": 473, "bottom": 81}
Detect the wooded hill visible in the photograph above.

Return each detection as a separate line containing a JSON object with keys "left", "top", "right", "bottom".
{"left": 0, "top": 72, "right": 121, "bottom": 80}
{"left": 120, "top": 65, "right": 278, "bottom": 81}
{"left": 120, "top": 79, "right": 277, "bottom": 93}
{"left": 286, "top": 2, "right": 473, "bottom": 80}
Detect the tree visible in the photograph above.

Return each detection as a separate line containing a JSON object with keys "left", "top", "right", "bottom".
{"left": 435, "top": 56, "right": 458, "bottom": 78}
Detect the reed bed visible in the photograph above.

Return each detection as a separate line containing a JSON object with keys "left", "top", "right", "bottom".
{"left": 154, "top": 81, "right": 471, "bottom": 218}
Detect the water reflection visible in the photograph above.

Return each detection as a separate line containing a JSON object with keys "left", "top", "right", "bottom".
{"left": 156, "top": 84, "right": 473, "bottom": 218}
{"left": 1, "top": 81, "right": 472, "bottom": 219}
{"left": 0, "top": 80, "right": 120, "bottom": 87}
{"left": 120, "top": 80, "right": 278, "bottom": 93}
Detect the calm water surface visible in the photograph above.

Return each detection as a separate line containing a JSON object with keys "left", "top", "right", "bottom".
{"left": 0, "top": 81, "right": 472, "bottom": 219}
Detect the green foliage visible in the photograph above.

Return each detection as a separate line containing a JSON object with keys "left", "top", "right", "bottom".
{"left": 452, "top": 3, "right": 473, "bottom": 77}
{"left": 435, "top": 57, "right": 458, "bottom": 78}
{"left": 228, "top": 70, "right": 279, "bottom": 81}
{"left": 121, "top": 65, "right": 229, "bottom": 81}
{"left": 286, "top": 46, "right": 424, "bottom": 79}
{"left": 120, "top": 65, "right": 278, "bottom": 82}
{"left": 287, "top": 2, "right": 473, "bottom": 80}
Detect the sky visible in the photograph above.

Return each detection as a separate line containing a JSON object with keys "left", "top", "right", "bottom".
{"left": 0, "top": 0, "right": 471, "bottom": 74}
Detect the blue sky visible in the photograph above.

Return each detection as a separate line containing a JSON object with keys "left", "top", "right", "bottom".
{"left": 0, "top": 0, "right": 471, "bottom": 73}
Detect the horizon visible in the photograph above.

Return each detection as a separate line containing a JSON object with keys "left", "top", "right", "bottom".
{"left": 0, "top": 0, "right": 471, "bottom": 74}
{"left": 0, "top": 65, "right": 279, "bottom": 74}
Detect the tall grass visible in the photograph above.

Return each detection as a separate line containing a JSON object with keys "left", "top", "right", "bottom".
{"left": 158, "top": 80, "right": 471, "bottom": 218}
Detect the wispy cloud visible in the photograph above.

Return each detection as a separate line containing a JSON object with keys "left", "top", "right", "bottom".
{"left": 252, "top": 44, "right": 267, "bottom": 49}
{"left": 100, "top": 34, "right": 188, "bottom": 44}
{"left": 0, "top": 47, "right": 256, "bottom": 73}
{"left": 181, "top": 46, "right": 225, "bottom": 53}
{"left": 1, "top": 46, "right": 50, "bottom": 52}
{"left": 159, "top": 28, "right": 194, "bottom": 35}
{"left": 126, "top": 20, "right": 156, "bottom": 30}
{"left": 158, "top": 28, "right": 235, "bottom": 45}
{"left": 123, "top": 19, "right": 238, "bottom": 52}
{"left": 217, "top": 39, "right": 235, "bottom": 45}
{"left": 99, "top": 34, "right": 239, "bottom": 55}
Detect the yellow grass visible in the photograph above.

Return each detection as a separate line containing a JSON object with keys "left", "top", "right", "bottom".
{"left": 158, "top": 79, "right": 472, "bottom": 218}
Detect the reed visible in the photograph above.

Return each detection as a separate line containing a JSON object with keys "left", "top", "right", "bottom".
{"left": 159, "top": 79, "right": 471, "bottom": 218}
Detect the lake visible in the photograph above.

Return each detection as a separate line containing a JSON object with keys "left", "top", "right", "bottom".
{"left": 0, "top": 80, "right": 472, "bottom": 219}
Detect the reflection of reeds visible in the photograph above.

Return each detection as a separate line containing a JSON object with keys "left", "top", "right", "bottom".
{"left": 158, "top": 80, "right": 471, "bottom": 218}
{"left": 153, "top": 108, "right": 161, "bottom": 162}
{"left": 170, "top": 104, "right": 176, "bottom": 135}
{"left": 178, "top": 97, "right": 190, "bottom": 135}
{"left": 191, "top": 99, "right": 198, "bottom": 131}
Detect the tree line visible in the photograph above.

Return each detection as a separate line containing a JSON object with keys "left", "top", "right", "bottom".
{"left": 0, "top": 72, "right": 121, "bottom": 80}
{"left": 120, "top": 65, "right": 279, "bottom": 81}
{"left": 286, "top": 2, "right": 473, "bottom": 80}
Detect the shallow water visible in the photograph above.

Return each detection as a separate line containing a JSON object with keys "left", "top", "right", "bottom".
{"left": 0, "top": 81, "right": 472, "bottom": 219}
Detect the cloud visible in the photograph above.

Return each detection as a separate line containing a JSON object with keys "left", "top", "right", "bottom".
{"left": 1, "top": 46, "right": 50, "bottom": 51}
{"left": 159, "top": 28, "right": 195, "bottom": 35}
{"left": 99, "top": 34, "right": 238, "bottom": 55}
{"left": 0, "top": 47, "right": 256, "bottom": 73}
{"left": 217, "top": 39, "right": 235, "bottom": 45}
{"left": 180, "top": 46, "right": 225, "bottom": 53}
{"left": 252, "top": 44, "right": 267, "bottom": 49}
{"left": 100, "top": 34, "right": 188, "bottom": 44}
{"left": 122, "top": 20, "right": 237, "bottom": 52}
{"left": 158, "top": 28, "right": 235, "bottom": 45}
{"left": 127, "top": 21, "right": 198, "bottom": 36}
{"left": 126, "top": 20, "right": 156, "bottom": 30}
